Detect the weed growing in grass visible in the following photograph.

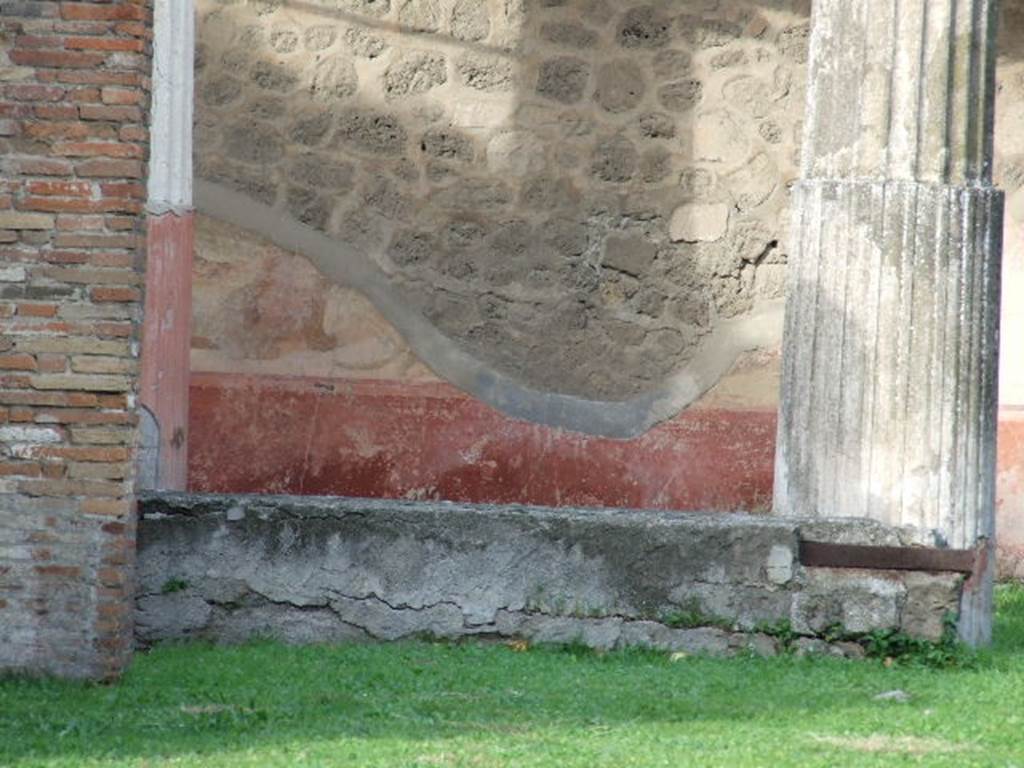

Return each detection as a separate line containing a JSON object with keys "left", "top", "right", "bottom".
{"left": 746, "top": 613, "right": 975, "bottom": 668}
{"left": 859, "top": 613, "right": 977, "bottom": 669}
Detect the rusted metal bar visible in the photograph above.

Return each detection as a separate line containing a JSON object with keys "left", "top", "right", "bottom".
{"left": 799, "top": 541, "right": 976, "bottom": 574}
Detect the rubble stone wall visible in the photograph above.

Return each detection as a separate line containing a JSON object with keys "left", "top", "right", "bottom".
{"left": 192, "top": 0, "right": 809, "bottom": 407}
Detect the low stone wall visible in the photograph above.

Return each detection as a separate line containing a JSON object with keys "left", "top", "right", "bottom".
{"left": 136, "top": 493, "right": 964, "bottom": 656}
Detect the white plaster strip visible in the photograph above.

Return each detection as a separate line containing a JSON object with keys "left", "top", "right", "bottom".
{"left": 148, "top": 0, "right": 195, "bottom": 211}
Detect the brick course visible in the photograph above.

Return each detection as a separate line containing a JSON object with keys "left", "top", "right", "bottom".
{"left": 0, "top": 1, "right": 151, "bottom": 679}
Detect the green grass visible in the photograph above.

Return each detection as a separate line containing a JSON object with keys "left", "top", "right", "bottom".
{"left": 3, "top": 587, "right": 1024, "bottom": 768}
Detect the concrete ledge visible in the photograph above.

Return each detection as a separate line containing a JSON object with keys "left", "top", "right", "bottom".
{"left": 136, "top": 493, "right": 965, "bottom": 654}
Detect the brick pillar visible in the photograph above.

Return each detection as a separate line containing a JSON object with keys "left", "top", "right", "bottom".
{"left": 0, "top": 2, "right": 152, "bottom": 679}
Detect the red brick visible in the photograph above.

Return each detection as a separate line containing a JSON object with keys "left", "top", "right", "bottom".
{"left": 33, "top": 104, "right": 79, "bottom": 120}
{"left": 12, "top": 36, "right": 62, "bottom": 50}
{"left": 55, "top": 70, "right": 142, "bottom": 87}
{"left": 74, "top": 158, "right": 143, "bottom": 179}
{"left": 33, "top": 409, "right": 134, "bottom": 426}
{"left": 19, "top": 196, "right": 143, "bottom": 214}
{"left": 42, "top": 250, "right": 134, "bottom": 267}
{"left": 53, "top": 141, "right": 143, "bottom": 158}
{"left": 16, "top": 304, "right": 59, "bottom": 317}
{"left": 52, "top": 21, "right": 110, "bottom": 36}
{"left": 80, "top": 321, "right": 133, "bottom": 337}
{"left": 0, "top": 462, "right": 42, "bottom": 478}
{"left": 97, "top": 395, "right": 128, "bottom": 410}
{"left": 38, "top": 267, "right": 139, "bottom": 286}
{"left": 35, "top": 446, "right": 130, "bottom": 462}
{"left": 54, "top": 231, "right": 139, "bottom": 248}
{"left": 81, "top": 499, "right": 131, "bottom": 517}
{"left": 89, "top": 286, "right": 140, "bottom": 303}
{"left": 0, "top": 354, "right": 37, "bottom": 371}
{"left": 9, "top": 407, "right": 33, "bottom": 422}
{"left": 0, "top": 103, "right": 34, "bottom": 119}
{"left": 23, "top": 121, "right": 105, "bottom": 140}
{"left": 56, "top": 214, "right": 105, "bottom": 231}
{"left": 3, "top": 84, "right": 66, "bottom": 102}
{"left": 104, "top": 215, "right": 134, "bottom": 231}
{"left": 71, "top": 461, "right": 130, "bottom": 480}
{"left": 6, "top": 320, "right": 72, "bottom": 334}
{"left": 9, "top": 49, "right": 105, "bottom": 69}
{"left": 60, "top": 3, "right": 147, "bottom": 22}
{"left": 25, "top": 180, "right": 93, "bottom": 197}
{"left": 20, "top": 479, "right": 127, "bottom": 498}
{"left": 0, "top": 374, "right": 32, "bottom": 388}
{"left": 114, "top": 21, "right": 149, "bottom": 38}
{"left": 65, "top": 36, "right": 144, "bottom": 53}
{"left": 0, "top": 391, "right": 99, "bottom": 408}
{"left": 79, "top": 104, "right": 142, "bottom": 122}
{"left": 117, "top": 125, "right": 146, "bottom": 142}
{"left": 99, "top": 182, "right": 144, "bottom": 199}
{"left": 99, "top": 87, "right": 141, "bottom": 105}
{"left": 13, "top": 158, "right": 74, "bottom": 176}
{"left": 68, "top": 87, "right": 102, "bottom": 103}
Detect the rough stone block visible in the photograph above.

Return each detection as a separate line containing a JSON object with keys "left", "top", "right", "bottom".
{"left": 669, "top": 203, "right": 729, "bottom": 242}
{"left": 792, "top": 569, "right": 903, "bottom": 636}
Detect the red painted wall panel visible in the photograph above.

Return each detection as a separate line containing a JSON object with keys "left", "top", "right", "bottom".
{"left": 188, "top": 373, "right": 776, "bottom": 511}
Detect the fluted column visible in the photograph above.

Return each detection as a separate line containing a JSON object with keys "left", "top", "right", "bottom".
{"left": 775, "top": 0, "right": 1004, "bottom": 645}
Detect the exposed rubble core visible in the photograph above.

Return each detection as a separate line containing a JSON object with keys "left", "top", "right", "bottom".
{"left": 193, "top": 0, "right": 807, "bottom": 401}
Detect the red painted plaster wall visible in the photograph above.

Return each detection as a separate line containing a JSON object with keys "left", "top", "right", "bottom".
{"left": 188, "top": 373, "right": 776, "bottom": 512}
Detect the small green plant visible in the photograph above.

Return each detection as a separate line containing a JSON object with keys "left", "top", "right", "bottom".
{"left": 821, "top": 622, "right": 847, "bottom": 644}
{"left": 160, "top": 577, "right": 189, "bottom": 594}
{"left": 660, "top": 600, "right": 734, "bottom": 631}
{"left": 754, "top": 619, "right": 798, "bottom": 651}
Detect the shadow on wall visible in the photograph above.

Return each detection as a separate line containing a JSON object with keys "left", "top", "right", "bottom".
{"left": 191, "top": 0, "right": 809, "bottom": 437}
{"left": 999, "top": 0, "right": 1024, "bottom": 252}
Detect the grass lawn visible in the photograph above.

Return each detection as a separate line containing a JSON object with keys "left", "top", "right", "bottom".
{"left": 3, "top": 587, "right": 1024, "bottom": 768}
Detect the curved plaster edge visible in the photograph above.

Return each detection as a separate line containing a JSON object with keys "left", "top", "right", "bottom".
{"left": 195, "top": 180, "right": 784, "bottom": 439}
